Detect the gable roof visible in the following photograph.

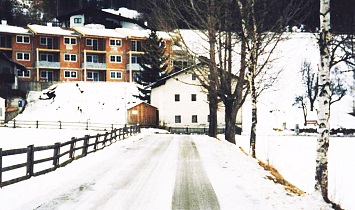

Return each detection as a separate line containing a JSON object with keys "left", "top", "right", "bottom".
{"left": 149, "top": 64, "right": 199, "bottom": 89}
{"left": 0, "top": 52, "right": 27, "bottom": 72}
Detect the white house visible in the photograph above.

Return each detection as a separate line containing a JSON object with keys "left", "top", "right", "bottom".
{"left": 150, "top": 68, "right": 237, "bottom": 128}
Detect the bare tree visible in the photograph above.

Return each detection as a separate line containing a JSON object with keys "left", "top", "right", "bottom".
{"left": 237, "top": 0, "right": 305, "bottom": 157}
{"left": 316, "top": 0, "right": 331, "bottom": 203}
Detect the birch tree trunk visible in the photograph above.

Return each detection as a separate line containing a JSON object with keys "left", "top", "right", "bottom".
{"left": 316, "top": 0, "right": 331, "bottom": 202}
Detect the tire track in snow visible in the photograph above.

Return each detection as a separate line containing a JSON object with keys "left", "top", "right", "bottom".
{"left": 172, "top": 136, "right": 220, "bottom": 210}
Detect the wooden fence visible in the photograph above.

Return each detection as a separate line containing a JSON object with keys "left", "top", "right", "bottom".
{"left": 5, "top": 119, "right": 124, "bottom": 131}
{"left": 0, "top": 125, "right": 140, "bottom": 188}
{"left": 167, "top": 126, "right": 242, "bottom": 135}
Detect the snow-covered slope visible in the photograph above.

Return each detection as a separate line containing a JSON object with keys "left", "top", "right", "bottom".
{"left": 15, "top": 82, "right": 141, "bottom": 124}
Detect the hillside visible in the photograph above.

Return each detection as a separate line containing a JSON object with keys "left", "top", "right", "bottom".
{"left": 15, "top": 82, "right": 141, "bottom": 125}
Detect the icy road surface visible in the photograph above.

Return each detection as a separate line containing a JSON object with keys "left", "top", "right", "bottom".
{"left": 0, "top": 133, "right": 331, "bottom": 210}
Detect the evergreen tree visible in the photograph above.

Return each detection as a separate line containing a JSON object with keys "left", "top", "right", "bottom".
{"left": 135, "top": 30, "right": 168, "bottom": 103}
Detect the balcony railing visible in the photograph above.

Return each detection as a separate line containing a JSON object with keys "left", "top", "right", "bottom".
{"left": 126, "top": 64, "right": 143, "bottom": 71}
{"left": 83, "top": 62, "right": 106, "bottom": 69}
{"left": 36, "top": 61, "right": 60, "bottom": 68}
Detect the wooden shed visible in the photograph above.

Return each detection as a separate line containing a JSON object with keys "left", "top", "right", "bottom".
{"left": 127, "top": 102, "right": 158, "bottom": 127}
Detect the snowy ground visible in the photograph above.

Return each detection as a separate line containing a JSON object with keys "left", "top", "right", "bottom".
{"left": 1, "top": 81, "right": 354, "bottom": 209}
{"left": 0, "top": 128, "right": 333, "bottom": 210}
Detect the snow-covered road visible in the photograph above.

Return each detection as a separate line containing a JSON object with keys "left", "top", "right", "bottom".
{"left": 0, "top": 132, "right": 331, "bottom": 210}
{"left": 34, "top": 135, "right": 221, "bottom": 209}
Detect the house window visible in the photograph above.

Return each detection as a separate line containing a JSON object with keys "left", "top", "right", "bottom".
{"left": 17, "top": 69, "right": 30, "bottom": 78}
{"left": 64, "top": 70, "right": 77, "bottom": 78}
{"left": 16, "top": 52, "right": 30, "bottom": 61}
{"left": 16, "top": 35, "right": 30, "bottom": 44}
{"left": 131, "top": 40, "right": 142, "bottom": 51}
{"left": 64, "top": 54, "right": 77, "bottom": 62}
{"left": 191, "top": 94, "right": 197, "bottom": 101}
{"left": 87, "top": 55, "right": 98, "bottom": 63}
{"left": 192, "top": 115, "right": 198, "bottom": 123}
{"left": 175, "top": 94, "right": 180, "bottom": 101}
{"left": 192, "top": 73, "right": 196, "bottom": 80}
{"left": 133, "top": 72, "right": 140, "bottom": 82}
{"left": 110, "top": 39, "right": 122, "bottom": 46}
{"left": 110, "top": 71, "right": 122, "bottom": 79}
{"left": 175, "top": 115, "right": 181, "bottom": 123}
{"left": 74, "top": 17, "right": 82, "bottom": 23}
{"left": 64, "top": 37, "right": 77, "bottom": 45}
{"left": 110, "top": 55, "right": 122, "bottom": 63}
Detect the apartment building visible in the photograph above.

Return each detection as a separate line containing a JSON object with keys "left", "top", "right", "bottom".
{"left": 0, "top": 19, "right": 172, "bottom": 90}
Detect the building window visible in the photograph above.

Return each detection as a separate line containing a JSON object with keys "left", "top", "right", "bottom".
{"left": 131, "top": 40, "right": 142, "bottom": 51}
{"left": 40, "top": 37, "right": 52, "bottom": 45}
{"left": 40, "top": 53, "right": 54, "bottom": 62}
{"left": 131, "top": 56, "right": 140, "bottom": 64}
{"left": 175, "top": 115, "right": 181, "bottom": 123}
{"left": 86, "top": 38, "right": 98, "bottom": 46}
{"left": 74, "top": 17, "right": 82, "bottom": 23}
{"left": 64, "top": 54, "right": 77, "bottom": 62}
{"left": 64, "top": 37, "right": 77, "bottom": 45}
{"left": 110, "top": 71, "right": 122, "bottom": 79}
{"left": 16, "top": 52, "right": 30, "bottom": 61}
{"left": 110, "top": 39, "right": 122, "bottom": 46}
{"left": 16, "top": 35, "right": 30, "bottom": 44}
{"left": 64, "top": 70, "right": 77, "bottom": 78}
{"left": 110, "top": 55, "right": 122, "bottom": 63}
{"left": 191, "top": 94, "right": 197, "bottom": 101}
{"left": 175, "top": 94, "right": 180, "bottom": 101}
{"left": 159, "top": 41, "right": 166, "bottom": 48}
{"left": 17, "top": 69, "right": 30, "bottom": 78}
{"left": 192, "top": 115, "right": 198, "bottom": 123}
{"left": 86, "top": 55, "right": 98, "bottom": 63}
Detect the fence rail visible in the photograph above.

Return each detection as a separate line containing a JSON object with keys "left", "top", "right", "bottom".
{"left": 4, "top": 119, "right": 124, "bottom": 131}
{"left": 0, "top": 125, "right": 140, "bottom": 188}
{"left": 167, "top": 126, "right": 242, "bottom": 135}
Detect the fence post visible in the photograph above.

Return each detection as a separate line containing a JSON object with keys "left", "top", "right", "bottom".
{"left": 59, "top": 121, "right": 62, "bottom": 129}
{"left": 0, "top": 148, "right": 2, "bottom": 185}
{"left": 69, "top": 138, "right": 76, "bottom": 160}
{"left": 13, "top": 119, "right": 16, "bottom": 128}
{"left": 36, "top": 120, "right": 39, "bottom": 129}
{"left": 94, "top": 134, "right": 99, "bottom": 151}
{"left": 86, "top": 121, "right": 89, "bottom": 130}
{"left": 82, "top": 135, "right": 89, "bottom": 156}
{"left": 26, "top": 145, "right": 34, "bottom": 177}
{"left": 53, "top": 143, "right": 61, "bottom": 168}
{"left": 118, "top": 128, "right": 122, "bottom": 140}
{"left": 103, "top": 132, "right": 108, "bottom": 147}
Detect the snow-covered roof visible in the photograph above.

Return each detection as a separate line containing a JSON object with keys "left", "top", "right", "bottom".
{"left": 0, "top": 22, "right": 31, "bottom": 35}
{"left": 115, "top": 28, "right": 172, "bottom": 40}
{"left": 73, "top": 25, "right": 126, "bottom": 38}
{"left": 102, "top": 8, "right": 141, "bottom": 19}
{"left": 27, "top": 24, "right": 78, "bottom": 36}
{"left": 115, "top": 28, "right": 149, "bottom": 38}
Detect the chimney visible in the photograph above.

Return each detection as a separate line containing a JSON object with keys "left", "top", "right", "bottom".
{"left": 1, "top": 19, "right": 7, "bottom": 25}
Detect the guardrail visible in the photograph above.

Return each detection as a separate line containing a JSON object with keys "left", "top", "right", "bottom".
{"left": 0, "top": 125, "right": 140, "bottom": 188}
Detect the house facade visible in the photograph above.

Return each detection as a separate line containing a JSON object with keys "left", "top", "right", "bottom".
{"left": 150, "top": 68, "right": 239, "bottom": 128}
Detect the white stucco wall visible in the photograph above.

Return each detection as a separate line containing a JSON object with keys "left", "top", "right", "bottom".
{"left": 0, "top": 97, "right": 5, "bottom": 122}
{"left": 151, "top": 71, "right": 226, "bottom": 128}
